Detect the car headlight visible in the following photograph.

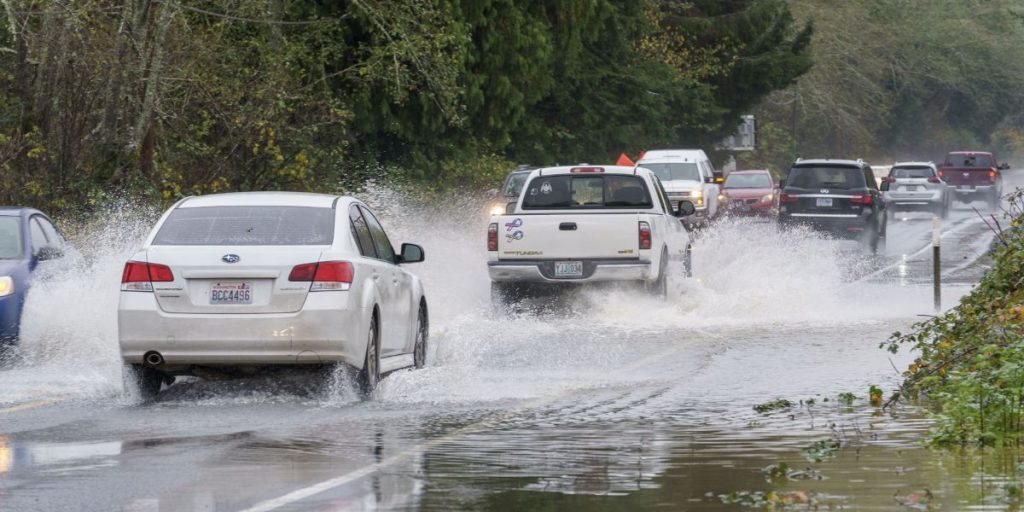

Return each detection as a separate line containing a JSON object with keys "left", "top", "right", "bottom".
{"left": 0, "top": 276, "right": 13, "bottom": 297}
{"left": 762, "top": 194, "right": 774, "bottom": 203}
{"left": 488, "top": 205, "right": 505, "bottom": 216}
{"left": 718, "top": 194, "right": 726, "bottom": 202}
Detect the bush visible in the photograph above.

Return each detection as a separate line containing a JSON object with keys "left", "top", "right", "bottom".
{"left": 883, "top": 189, "right": 1024, "bottom": 445}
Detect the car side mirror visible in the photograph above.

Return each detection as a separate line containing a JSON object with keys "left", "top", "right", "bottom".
{"left": 778, "top": 179, "right": 786, "bottom": 189}
{"left": 675, "top": 200, "right": 697, "bottom": 217}
{"left": 703, "top": 176, "right": 714, "bottom": 184}
{"left": 399, "top": 243, "right": 425, "bottom": 264}
{"left": 999, "top": 163, "right": 1010, "bottom": 170}
{"left": 880, "top": 180, "right": 890, "bottom": 191}
{"left": 505, "top": 202, "right": 516, "bottom": 215}
{"left": 35, "top": 246, "right": 63, "bottom": 262}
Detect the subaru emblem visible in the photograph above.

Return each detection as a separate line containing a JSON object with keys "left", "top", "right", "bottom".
{"left": 222, "top": 254, "right": 240, "bottom": 264}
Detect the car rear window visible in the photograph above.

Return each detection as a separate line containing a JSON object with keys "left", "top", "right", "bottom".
{"left": 724, "top": 173, "right": 772, "bottom": 188}
{"left": 153, "top": 206, "right": 335, "bottom": 245}
{"left": 0, "top": 217, "right": 23, "bottom": 259}
{"left": 945, "top": 154, "right": 993, "bottom": 167}
{"left": 503, "top": 173, "right": 529, "bottom": 197}
{"left": 786, "top": 165, "right": 866, "bottom": 190}
{"left": 521, "top": 175, "right": 653, "bottom": 209}
{"left": 891, "top": 166, "right": 934, "bottom": 179}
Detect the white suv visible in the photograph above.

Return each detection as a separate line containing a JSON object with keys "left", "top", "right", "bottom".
{"left": 118, "top": 192, "right": 428, "bottom": 399}
{"left": 635, "top": 149, "right": 720, "bottom": 226}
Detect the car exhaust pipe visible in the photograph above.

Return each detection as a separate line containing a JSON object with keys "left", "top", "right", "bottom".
{"left": 143, "top": 351, "right": 164, "bottom": 367}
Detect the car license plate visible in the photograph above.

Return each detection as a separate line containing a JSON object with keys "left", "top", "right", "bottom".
{"left": 905, "top": 185, "right": 918, "bottom": 192}
{"left": 210, "top": 281, "right": 253, "bottom": 305}
{"left": 554, "top": 261, "right": 583, "bottom": 278}
{"left": 816, "top": 198, "right": 833, "bottom": 207}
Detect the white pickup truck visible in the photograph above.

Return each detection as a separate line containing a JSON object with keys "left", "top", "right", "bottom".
{"left": 487, "top": 165, "right": 696, "bottom": 305}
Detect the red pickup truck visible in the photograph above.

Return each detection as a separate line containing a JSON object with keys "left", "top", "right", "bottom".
{"left": 937, "top": 151, "right": 1007, "bottom": 209}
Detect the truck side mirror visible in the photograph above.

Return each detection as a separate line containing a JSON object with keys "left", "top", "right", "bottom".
{"left": 778, "top": 179, "right": 786, "bottom": 189}
{"left": 675, "top": 201, "right": 697, "bottom": 217}
{"left": 703, "top": 176, "right": 714, "bottom": 184}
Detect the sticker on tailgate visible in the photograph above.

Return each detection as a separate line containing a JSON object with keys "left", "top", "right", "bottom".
{"left": 505, "top": 218, "right": 524, "bottom": 243}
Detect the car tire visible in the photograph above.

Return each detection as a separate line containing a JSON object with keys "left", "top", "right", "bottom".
{"left": 647, "top": 250, "right": 669, "bottom": 299}
{"left": 124, "top": 364, "right": 163, "bottom": 402}
{"left": 491, "top": 282, "right": 521, "bottom": 309}
{"left": 413, "top": 302, "right": 428, "bottom": 369}
{"left": 684, "top": 243, "right": 693, "bottom": 278}
{"left": 358, "top": 314, "right": 380, "bottom": 397}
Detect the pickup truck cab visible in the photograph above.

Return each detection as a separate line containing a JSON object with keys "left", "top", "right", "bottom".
{"left": 937, "top": 151, "right": 1007, "bottom": 209}
{"left": 487, "top": 165, "right": 695, "bottom": 305}
{"left": 634, "top": 149, "right": 720, "bottom": 227}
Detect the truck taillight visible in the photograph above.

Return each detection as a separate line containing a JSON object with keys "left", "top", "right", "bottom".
{"left": 779, "top": 193, "right": 798, "bottom": 204}
{"left": 289, "top": 261, "right": 353, "bottom": 291}
{"left": 121, "top": 261, "right": 173, "bottom": 292}
{"left": 487, "top": 223, "right": 498, "bottom": 251}
{"left": 638, "top": 222, "right": 652, "bottom": 250}
{"left": 850, "top": 194, "right": 873, "bottom": 205}
{"left": 989, "top": 169, "right": 997, "bottom": 180}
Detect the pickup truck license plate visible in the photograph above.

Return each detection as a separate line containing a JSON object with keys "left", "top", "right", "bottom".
{"left": 554, "top": 261, "right": 583, "bottom": 278}
{"left": 816, "top": 198, "right": 833, "bottom": 207}
{"left": 210, "top": 282, "right": 253, "bottom": 305}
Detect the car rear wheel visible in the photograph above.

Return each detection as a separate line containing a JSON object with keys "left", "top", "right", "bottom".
{"left": 413, "top": 303, "right": 428, "bottom": 369}
{"left": 647, "top": 250, "right": 669, "bottom": 299}
{"left": 491, "top": 282, "right": 521, "bottom": 310}
{"left": 124, "top": 364, "right": 163, "bottom": 402}
{"left": 358, "top": 315, "right": 380, "bottom": 397}
{"left": 988, "top": 190, "right": 1000, "bottom": 210}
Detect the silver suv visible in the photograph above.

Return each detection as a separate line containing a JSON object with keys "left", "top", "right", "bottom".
{"left": 881, "top": 162, "right": 951, "bottom": 219}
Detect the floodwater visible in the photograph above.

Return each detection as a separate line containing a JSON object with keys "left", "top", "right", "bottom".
{"left": 0, "top": 177, "right": 1020, "bottom": 511}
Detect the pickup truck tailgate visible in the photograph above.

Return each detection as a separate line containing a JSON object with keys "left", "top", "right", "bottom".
{"left": 497, "top": 214, "right": 641, "bottom": 260}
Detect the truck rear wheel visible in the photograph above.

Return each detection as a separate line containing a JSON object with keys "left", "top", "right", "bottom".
{"left": 646, "top": 250, "right": 669, "bottom": 299}
{"left": 490, "top": 282, "right": 522, "bottom": 310}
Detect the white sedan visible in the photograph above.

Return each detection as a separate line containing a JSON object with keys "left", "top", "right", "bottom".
{"left": 118, "top": 192, "right": 428, "bottom": 400}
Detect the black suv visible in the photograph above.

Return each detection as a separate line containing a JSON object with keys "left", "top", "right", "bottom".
{"left": 777, "top": 159, "right": 887, "bottom": 252}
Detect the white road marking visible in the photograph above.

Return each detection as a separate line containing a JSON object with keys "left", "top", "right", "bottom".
{"left": 857, "top": 216, "right": 987, "bottom": 282}
{"left": 238, "top": 343, "right": 686, "bottom": 512}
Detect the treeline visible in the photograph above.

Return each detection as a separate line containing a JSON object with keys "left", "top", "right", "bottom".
{"left": 0, "top": 0, "right": 812, "bottom": 212}
{"left": 741, "top": 0, "right": 1024, "bottom": 173}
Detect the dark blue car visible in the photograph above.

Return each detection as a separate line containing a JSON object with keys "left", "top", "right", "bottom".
{"left": 0, "top": 208, "right": 67, "bottom": 348}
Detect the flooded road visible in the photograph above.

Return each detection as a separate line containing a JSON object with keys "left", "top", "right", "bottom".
{"left": 0, "top": 175, "right": 1020, "bottom": 511}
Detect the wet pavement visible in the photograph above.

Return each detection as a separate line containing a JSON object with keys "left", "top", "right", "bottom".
{"left": 0, "top": 174, "right": 1021, "bottom": 511}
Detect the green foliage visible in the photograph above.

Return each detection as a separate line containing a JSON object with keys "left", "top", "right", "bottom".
{"left": 884, "top": 190, "right": 1024, "bottom": 445}
{"left": 753, "top": 398, "right": 794, "bottom": 413}
{"left": 801, "top": 438, "right": 841, "bottom": 463}
{"left": 0, "top": 0, "right": 811, "bottom": 213}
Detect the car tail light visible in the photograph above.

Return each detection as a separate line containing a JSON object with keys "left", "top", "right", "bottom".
{"left": 487, "top": 223, "right": 498, "bottom": 251}
{"left": 638, "top": 221, "right": 652, "bottom": 250}
{"left": 938, "top": 169, "right": 945, "bottom": 178}
{"left": 121, "top": 261, "right": 173, "bottom": 292}
{"left": 927, "top": 176, "right": 941, "bottom": 183}
{"left": 779, "top": 193, "right": 798, "bottom": 204}
{"left": 850, "top": 194, "right": 873, "bottom": 205}
{"left": 989, "top": 169, "right": 997, "bottom": 180}
{"left": 570, "top": 166, "right": 604, "bottom": 173}
{"left": 289, "top": 261, "right": 353, "bottom": 291}
{"left": 288, "top": 263, "right": 317, "bottom": 282}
